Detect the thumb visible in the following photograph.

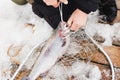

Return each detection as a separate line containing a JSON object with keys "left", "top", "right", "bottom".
{"left": 67, "top": 17, "right": 73, "bottom": 28}
{"left": 60, "top": 0, "right": 68, "bottom": 4}
{"left": 53, "top": 2, "right": 60, "bottom": 8}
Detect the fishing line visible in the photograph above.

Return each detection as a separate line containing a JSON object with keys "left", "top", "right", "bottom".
{"left": 10, "top": 41, "right": 46, "bottom": 80}
{"left": 59, "top": 3, "right": 63, "bottom": 22}
{"left": 85, "top": 26, "right": 115, "bottom": 80}
{"left": 59, "top": 2, "right": 115, "bottom": 80}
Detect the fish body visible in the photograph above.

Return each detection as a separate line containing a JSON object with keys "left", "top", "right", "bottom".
{"left": 22, "top": 22, "right": 70, "bottom": 80}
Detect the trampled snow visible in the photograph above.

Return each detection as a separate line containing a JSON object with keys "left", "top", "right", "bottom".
{"left": 0, "top": 0, "right": 120, "bottom": 80}
{"left": 0, "top": 0, "right": 53, "bottom": 79}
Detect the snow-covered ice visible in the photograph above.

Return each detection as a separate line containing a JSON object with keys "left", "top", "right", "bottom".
{"left": 0, "top": 0, "right": 53, "bottom": 79}
{"left": 0, "top": 0, "right": 120, "bottom": 80}
{"left": 43, "top": 61, "right": 101, "bottom": 80}
{"left": 86, "top": 11, "right": 120, "bottom": 46}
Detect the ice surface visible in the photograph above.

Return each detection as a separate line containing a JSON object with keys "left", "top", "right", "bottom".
{"left": 0, "top": 0, "right": 120, "bottom": 80}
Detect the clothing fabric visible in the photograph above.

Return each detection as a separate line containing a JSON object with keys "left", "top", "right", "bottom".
{"left": 99, "top": 0, "right": 117, "bottom": 22}
{"left": 32, "top": 0, "right": 100, "bottom": 29}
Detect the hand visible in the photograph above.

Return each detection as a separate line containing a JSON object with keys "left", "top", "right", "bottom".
{"left": 67, "top": 9, "right": 88, "bottom": 32}
{"left": 43, "top": 0, "right": 68, "bottom": 8}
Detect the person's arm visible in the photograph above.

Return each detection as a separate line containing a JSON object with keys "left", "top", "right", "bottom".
{"left": 74, "top": 0, "right": 100, "bottom": 14}
{"left": 42, "top": 0, "right": 100, "bottom": 31}
{"left": 43, "top": 0, "right": 68, "bottom": 8}
{"left": 67, "top": 0, "right": 100, "bottom": 31}
{"left": 32, "top": 0, "right": 60, "bottom": 18}
{"left": 67, "top": 9, "right": 88, "bottom": 31}
{"left": 32, "top": 0, "right": 46, "bottom": 18}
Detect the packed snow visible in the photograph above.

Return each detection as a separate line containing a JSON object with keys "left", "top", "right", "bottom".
{"left": 0, "top": 0, "right": 120, "bottom": 80}
{"left": 43, "top": 61, "right": 101, "bottom": 80}
{"left": 86, "top": 12, "right": 120, "bottom": 46}
{"left": 0, "top": 0, "right": 53, "bottom": 79}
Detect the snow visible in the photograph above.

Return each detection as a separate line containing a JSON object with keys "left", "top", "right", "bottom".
{"left": 0, "top": 0, "right": 53, "bottom": 79}
{"left": 86, "top": 11, "right": 120, "bottom": 46}
{"left": 0, "top": 0, "right": 120, "bottom": 80}
{"left": 43, "top": 61, "right": 101, "bottom": 80}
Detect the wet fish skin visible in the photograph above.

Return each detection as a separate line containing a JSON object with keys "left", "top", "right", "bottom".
{"left": 24, "top": 22, "right": 70, "bottom": 80}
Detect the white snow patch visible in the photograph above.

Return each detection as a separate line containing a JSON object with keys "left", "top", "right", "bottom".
{"left": 86, "top": 11, "right": 120, "bottom": 46}
{"left": 0, "top": 0, "right": 52, "bottom": 79}
{"left": 67, "top": 41, "right": 82, "bottom": 55}
{"left": 2, "top": 0, "right": 120, "bottom": 80}
{"left": 43, "top": 61, "right": 101, "bottom": 80}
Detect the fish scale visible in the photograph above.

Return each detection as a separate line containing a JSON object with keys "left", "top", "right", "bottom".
{"left": 25, "top": 22, "right": 70, "bottom": 80}
{"left": 10, "top": 3, "right": 72, "bottom": 80}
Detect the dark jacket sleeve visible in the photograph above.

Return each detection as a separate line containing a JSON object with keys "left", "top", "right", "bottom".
{"left": 74, "top": 0, "right": 100, "bottom": 14}
{"left": 32, "top": 0, "right": 59, "bottom": 17}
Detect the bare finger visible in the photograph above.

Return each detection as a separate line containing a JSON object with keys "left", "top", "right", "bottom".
{"left": 70, "top": 23, "right": 80, "bottom": 31}
{"left": 60, "top": 0, "right": 68, "bottom": 4}
{"left": 53, "top": 2, "right": 60, "bottom": 8}
{"left": 67, "top": 17, "right": 73, "bottom": 28}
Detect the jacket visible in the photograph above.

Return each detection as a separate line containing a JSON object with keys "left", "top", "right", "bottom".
{"left": 32, "top": 0, "right": 100, "bottom": 29}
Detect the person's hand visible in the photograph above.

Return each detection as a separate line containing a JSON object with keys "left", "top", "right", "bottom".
{"left": 67, "top": 9, "right": 88, "bottom": 32}
{"left": 43, "top": 0, "right": 68, "bottom": 8}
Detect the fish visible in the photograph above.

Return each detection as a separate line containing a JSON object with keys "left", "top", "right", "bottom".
{"left": 22, "top": 22, "right": 71, "bottom": 80}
